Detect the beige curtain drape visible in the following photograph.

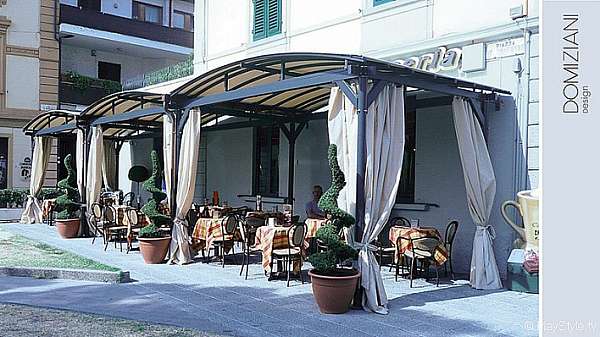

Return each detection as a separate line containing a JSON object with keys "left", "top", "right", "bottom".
{"left": 102, "top": 140, "right": 118, "bottom": 190}
{"left": 20, "top": 137, "right": 52, "bottom": 224}
{"left": 452, "top": 97, "right": 502, "bottom": 290}
{"left": 86, "top": 126, "right": 104, "bottom": 231}
{"left": 168, "top": 109, "right": 202, "bottom": 265}
{"left": 76, "top": 130, "right": 85, "bottom": 197}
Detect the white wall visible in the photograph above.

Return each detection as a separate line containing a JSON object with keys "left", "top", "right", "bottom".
{"left": 102, "top": 0, "right": 133, "bottom": 18}
{"left": 3, "top": 0, "right": 40, "bottom": 49}
{"left": 129, "top": 138, "right": 155, "bottom": 202}
{"left": 5, "top": 56, "right": 40, "bottom": 110}
{"left": 61, "top": 44, "right": 179, "bottom": 82}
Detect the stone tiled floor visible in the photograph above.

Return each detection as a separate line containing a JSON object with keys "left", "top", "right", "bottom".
{"left": 0, "top": 223, "right": 538, "bottom": 337}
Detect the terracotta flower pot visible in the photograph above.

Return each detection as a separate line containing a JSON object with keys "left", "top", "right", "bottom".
{"left": 55, "top": 219, "right": 80, "bottom": 239}
{"left": 308, "top": 269, "right": 361, "bottom": 314}
{"left": 138, "top": 237, "right": 171, "bottom": 264}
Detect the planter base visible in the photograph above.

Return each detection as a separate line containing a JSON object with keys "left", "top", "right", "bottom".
{"left": 309, "top": 269, "right": 360, "bottom": 314}
{"left": 139, "top": 237, "right": 171, "bottom": 264}
{"left": 55, "top": 219, "right": 80, "bottom": 239}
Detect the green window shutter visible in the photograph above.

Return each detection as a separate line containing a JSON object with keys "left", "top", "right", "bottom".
{"left": 373, "top": 0, "right": 395, "bottom": 6}
{"left": 253, "top": 0, "right": 266, "bottom": 41}
{"left": 266, "top": 0, "right": 281, "bottom": 36}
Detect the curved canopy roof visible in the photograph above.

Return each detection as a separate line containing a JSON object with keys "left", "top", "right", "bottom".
{"left": 23, "top": 109, "right": 80, "bottom": 136}
{"left": 25, "top": 52, "right": 510, "bottom": 138}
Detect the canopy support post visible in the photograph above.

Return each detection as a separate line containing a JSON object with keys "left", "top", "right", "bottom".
{"left": 280, "top": 121, "right": 306, "bottom": 206}
{"left": 115, "top": 141, "right": 124, "bottom": 191}
{"left": 355, "top": 75, "right": 368, "bottom": 242}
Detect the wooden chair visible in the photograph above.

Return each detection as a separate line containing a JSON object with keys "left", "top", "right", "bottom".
{"left": 402, "top": 235, "right": 443, "bottom": 287}
{"left": 444, "top": 220, "right": 459, "bottom": 278}
{"left": 103, "top": 205, "right": 127, "bottom": 252}
{"left": 239, "top": 214, "right": 265, "bottom": 279}
{"left": 270, "top": 223, "right": 307, "bottom": 287}
{"left": 90, "top": 202, "right": 104, "bottom": 245}
{"left": 213, "top": 215, "right": 239, "bottom": 267}
{"left": 126, "top": 208, "right": 143, "bottom": 253}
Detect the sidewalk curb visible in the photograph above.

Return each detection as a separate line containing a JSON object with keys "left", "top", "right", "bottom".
{"left": 0, "top": 267, "right": 130, "bottom": 283}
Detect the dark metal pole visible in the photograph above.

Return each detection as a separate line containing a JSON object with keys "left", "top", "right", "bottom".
{"left": 170, "top": 110, "right": 181, "bottom": 220}
{"left": 355, "top": 76, "right": 368, "bottom": 242}
{"left": 287, "top": 122, "right": 296, "bottom": 204}
{"left": 115, "top": 141, "right": 123, "bottom": 190}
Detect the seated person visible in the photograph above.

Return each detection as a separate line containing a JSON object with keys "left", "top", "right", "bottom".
{"left": 305, "top": 185, "right": 326, "bottom": 219}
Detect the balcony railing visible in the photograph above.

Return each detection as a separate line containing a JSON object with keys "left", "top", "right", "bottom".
{"left": 123, "top": 56, "right": 194, "bottom": 90}
{"left": 60, "top": 72, "right": 122, "bottom": 106}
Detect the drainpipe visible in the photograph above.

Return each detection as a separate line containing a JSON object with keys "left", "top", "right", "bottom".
{"left": 514, "top": 18, "right": 532, "bottom": 196}
{"left": 54, "top": 0, "right": 61, "bottom": 109}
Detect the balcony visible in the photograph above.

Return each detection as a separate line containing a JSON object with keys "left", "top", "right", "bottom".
{"left": 60, "top": 5, "right": 193, "bottom": 49}
{"left": 123, "top": 56, "right": 193, "bottom": 90}
{"left": 60, "top": 72, "right": 122, "bottom": 106}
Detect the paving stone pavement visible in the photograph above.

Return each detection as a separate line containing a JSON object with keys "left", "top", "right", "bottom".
{"left": 0, "top": 223, "right": 539, "bottom": 337}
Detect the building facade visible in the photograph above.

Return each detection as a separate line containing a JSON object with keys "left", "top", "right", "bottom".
{"left": 0, "top": 0, "right": 59, "bottom": 190}
{"left": 186, "top": 0, "right": 540, "bottom": 277}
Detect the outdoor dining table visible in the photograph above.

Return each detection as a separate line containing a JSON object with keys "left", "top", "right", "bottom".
{"left": 305, "top": 218, "right": 328, "bottom": 238}
{"left": 254, "top": 225, "right": 310, "bottom": 274}
{"left": 191, "top": 217, "right": 241, "bottom": 253}
{"left": 388, "top": 226, "right": 448, "bottom": 265}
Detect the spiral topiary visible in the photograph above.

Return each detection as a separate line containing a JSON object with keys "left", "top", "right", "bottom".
{"left": 138, "top": 150, "right": 171, "bottom": 238}
{"left": 308, "top": 144, "right": 357, "bottom": 275}
{"left": 54, "top": 154, "right": 81, "bottom": 219}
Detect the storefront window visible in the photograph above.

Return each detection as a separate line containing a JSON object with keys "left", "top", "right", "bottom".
{"left": 253, "top": 126, "right": 279, "bottom": 197}
{"left": 396, "top": 96, "right": 416, "bottom": 203}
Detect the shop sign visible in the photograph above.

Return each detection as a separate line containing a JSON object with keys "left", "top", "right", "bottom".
{"left": 19, "top": 157, "right": 31, "bottom": 182}
{"left": 486, "top": 37, "right": 525, "bottom": 59}
{"left": 396, "top": 46, "right": 462, "bottom": 73}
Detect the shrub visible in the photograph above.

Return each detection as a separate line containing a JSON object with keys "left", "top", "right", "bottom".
{"left": 54, "top": 154, "right": 81, "bottom": 219}
{"left": 308, "top": 144, "right": 357, "bottom": 275}
{"left": 138, "top": 150, "right": 170, "bottom": 238}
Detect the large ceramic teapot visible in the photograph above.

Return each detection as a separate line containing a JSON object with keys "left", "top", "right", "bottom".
{"left": 501, "top": 189, "right": 539, "bottom": 253}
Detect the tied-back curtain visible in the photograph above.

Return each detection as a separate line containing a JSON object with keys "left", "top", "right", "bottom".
{"left": 163, "top": 116, "right": 173, "bottom": 204}
{"left": 102, "top": 140, "right": 118, "bottom": 191}
{"left": 451, "top": 97, "right": 502, "bottom": 290}
{"left": 360, "top": 85, "right": 405, "bottom": 314}
{"left": 168, "top": 109, "right": 202, "bottom": 265}
{"left": 76, "top": 130, "right": 85, "bottom": 197}
{"left": 20, "top": 137, "right": 52, "bottom": 224}
{"left": 327, "top": 87, "right": 358, "bottom": 223}
{"left": 86, "top": 126, "right": 104, "bottom": 230}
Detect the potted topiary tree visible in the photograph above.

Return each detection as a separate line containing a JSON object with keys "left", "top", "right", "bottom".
{"left": 54, "top": 154, "right": 82, "bottom": 238}
{"left": 137, "top": 150, "right": 172, "bottom": 264}
{"left": 307, "top": 144, "right": 360, "bottom": 314}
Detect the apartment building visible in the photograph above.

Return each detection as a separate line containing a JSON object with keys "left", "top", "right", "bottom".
{"left": 0, "top": 0, "right": 59, "bottom": 189}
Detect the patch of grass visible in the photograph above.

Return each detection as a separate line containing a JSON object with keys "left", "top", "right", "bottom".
{"left": 0, "top": 228, "right": 120, "bottom": 272}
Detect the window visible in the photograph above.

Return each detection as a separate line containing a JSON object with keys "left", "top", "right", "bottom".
{"left": 253, "top": 126, "right": 280, "bottom": 196}
{"left": 173, "top": 11, "right": 194, "bottom": 31}
{"left": 396, "top": 96, "right": 416, "bottom": 203}
{"left": 98, "top": 61, "right": 121, "bottom": 83}
{"left": 373, "top": 0, "right": 395, "bottom": 6}
{"left": 78, "top": 0, "right": 100, "bottom": 11}
{"left": 132, "top": 1, "right": 163, "bottom": 25}
{"left": 0, "top": 137, "right": 7, "bottom": 189}
{"left": 252, "top": 0, "right": 281, "bottom": 41}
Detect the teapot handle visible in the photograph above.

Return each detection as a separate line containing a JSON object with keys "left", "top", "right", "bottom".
{"left": 501, "top": 200, "right": 526, "bottom": 240}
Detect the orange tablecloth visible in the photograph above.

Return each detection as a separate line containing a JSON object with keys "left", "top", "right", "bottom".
{"left": 254, "top": 226, "right": 309, "bottom": 273}
{"left": 388, "top": 226, "right": 448, "bottom": 265}
{"left": 305, "top": 218, "right": 327, "bottom": 238}
{"left": 192, "top": 217, "right": 241, "bottom": 252}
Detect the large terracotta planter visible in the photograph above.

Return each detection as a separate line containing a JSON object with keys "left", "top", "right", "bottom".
{"left": 55, "top": 219, "right": 80, "bottom": 239}
{"left": 309, "top": 269, "right": 361, "bottom": 314}
{"left": 138, "top": 237, "right": 171, "bottom": 264}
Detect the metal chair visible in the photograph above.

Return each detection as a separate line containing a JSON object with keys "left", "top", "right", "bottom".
{"left": 402, "top": 235, "right": 443, "bottom": 287}
{"left": 444, "top": 220, "right": 459, "bottom": 278}
{"left": 103, "top": 205, "right": 127, "bottom": 252}
{"left": 270, "top": 223, "right": 307, "bottom": 287}
{"left": 213, "top": 215, "right": 239, "bottom": 267}
{"left": 122, "top": 192, "right": 135, "bottom": 208}
{"left": 239, "top": 214, "right": 265, "bottom": 279}
{"left": 376, "top": 216, "right": 411, "bottom": 271}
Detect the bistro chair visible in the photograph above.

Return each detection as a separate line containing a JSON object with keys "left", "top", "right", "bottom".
{"left": 270, "top": 223, "right": 307, "bottom": 287}
{"left": 121, "top": 192, "right": 135, "bottom": 208}
{"left": 213, "top": 215, "right": 239, "bottom": 267}
{"left": 239, "top": 214, "right": 265, "bottom": 279}
{"left": 401, "top": 235, "right": 443, "bottom": 287}
{"left": 90, "top": 202, "right": 104, "bottom": 245}
{"left": 125, "top": 208, "right": 143, "bottom": 253}
{"left": 376, "top": 216, "right": 411, "bottom": 271}
{"left": 103, "top": 205, "right": 127, "bottom": 252}
{"left": 444, "top": 220, "right": 459, "bottom": 278}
